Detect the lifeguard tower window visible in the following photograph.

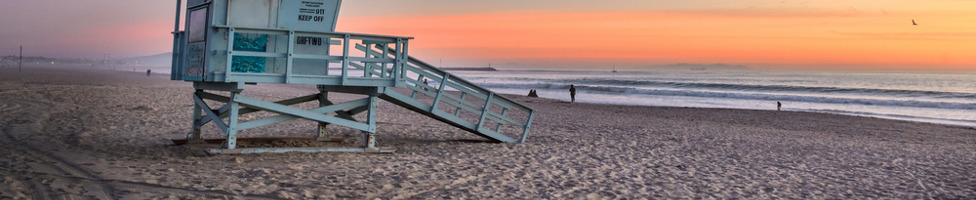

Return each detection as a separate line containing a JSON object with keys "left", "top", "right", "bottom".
{"left": 188, "top": 8, "right": 208, "bottom": 43}
{"left": 231, "top": 33, "right": 268, "bottom": 73}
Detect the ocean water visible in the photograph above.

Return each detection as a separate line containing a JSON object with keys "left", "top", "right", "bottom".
{"left": 154, "top": 66, "right": 975, "bottom": 127}
{"left": 449, "top": 70, "right": 976, "bottom": 128}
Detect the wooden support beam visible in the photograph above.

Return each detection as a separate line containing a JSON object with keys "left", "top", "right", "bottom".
{"left": 233, "top": 95, "right": 369, "bottom": 131}
{"left": 237, "top": 98, "right": 370, "bottom": 130}
{"left": 191, "top": 89, "right": 204, "bottom": 140}
{"left": 341, "top": 34, "right": 350, "bottom": 85}
{"left": 317, "top": 90, "right": 330, "bottom": 140}
{"left": 225, "top": 94, "right": 319, "bottom": 118}
{"left": 193, "top": 93, "right": 229, "bottom": 133}
{"left": 197, "top": 91, "right": 230, "bottom": 102}
{"left": 285, "top": 31, "right": 295, "bottom": 83}
{"left": 226, "top": 92, "right": 242, "bottom": 149}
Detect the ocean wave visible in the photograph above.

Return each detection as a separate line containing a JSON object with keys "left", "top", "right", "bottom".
{"left": 574, "top": 85, "right": 976, "bottom": 110}
{"left": 475, "top": 82, "right": 569, "bottom": 90}
{"left": 801, "top": 108, "right": 976, "bottom": 125}
{"left": 478, "top": 78, "right": 976, "bottom": 99}
{"left": 479, "top": 82, "right": 976, "bottom": 110}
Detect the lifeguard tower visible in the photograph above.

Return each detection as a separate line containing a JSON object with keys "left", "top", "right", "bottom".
{"left": 169, "top": 0, "right": 535, "bottom": 154}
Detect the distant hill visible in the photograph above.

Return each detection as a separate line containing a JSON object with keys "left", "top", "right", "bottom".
{"left": 120, "top": 52, "right": 172, "bottom": 67}
{"left": 642, "top": 63, "right": 750, "bottom": 70}
{"left": 440, "top": 67, "right": 498, "bottom": 71}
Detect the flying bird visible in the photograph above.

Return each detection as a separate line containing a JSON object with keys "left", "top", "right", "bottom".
{"left": 912, "top": 19, "right": 917, "bottom": 26}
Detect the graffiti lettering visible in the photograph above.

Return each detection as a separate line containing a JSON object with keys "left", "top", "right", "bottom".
{"left": 296, "top": 36, "right": 323, "bottom": 46}
{"left": 186, "top": 68, "right": 204, "bottom": 76}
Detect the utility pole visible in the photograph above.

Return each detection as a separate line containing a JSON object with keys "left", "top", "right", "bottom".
{"left": 19, "top": 45, "right": 22, "bottom": 72}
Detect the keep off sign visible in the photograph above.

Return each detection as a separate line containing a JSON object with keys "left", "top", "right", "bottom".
{"left": 278, "top": 0, "right": 339, "bottom": 33}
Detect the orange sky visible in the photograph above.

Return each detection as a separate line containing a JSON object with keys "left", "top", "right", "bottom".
{"left": 2, "top": 1, "right": 975, "bottom": 71}
{"left": 339, "top": 9, "right": 976, "bottom": 70}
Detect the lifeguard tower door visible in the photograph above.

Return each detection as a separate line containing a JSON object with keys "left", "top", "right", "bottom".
{"left": 184, "top": 1, "right": 209, "bottom": 81}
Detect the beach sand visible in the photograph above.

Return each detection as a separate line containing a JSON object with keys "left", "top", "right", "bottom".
{"left": 1, "top": 66, "right": 974, "bottom": 199}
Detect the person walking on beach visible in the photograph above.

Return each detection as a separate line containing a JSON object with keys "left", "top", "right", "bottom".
{"left": 423, "top": 78, "right": 429, "bottom": 91}
{"left": 569, "top": 84, "right": 577, "bottom": 103}
{"left": 777, "top": 101, "right": 782, "bottom": 111}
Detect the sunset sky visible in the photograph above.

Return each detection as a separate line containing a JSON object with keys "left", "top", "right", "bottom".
{"left": 2, "top": 0, "right": 974, "bottom": 71}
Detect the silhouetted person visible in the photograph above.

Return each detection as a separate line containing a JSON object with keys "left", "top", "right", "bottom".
{"left": 528, "top": 89, "right": 539, "bottom": 97}
{"left": 146, "top": 69, "right": 151, "bottom": 76}
{"left": 423, "top": 78, "right": 429, "bottom": 91}
{"left": 569, "top": 84, "right": 577, "bottom": 103}
{"left": 777, "top": 101, "right": 782, "bottom": 111}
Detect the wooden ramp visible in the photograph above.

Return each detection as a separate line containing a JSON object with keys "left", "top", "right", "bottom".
{"left": 323, "top": 43, "right": 536, "bottom": 143}
{"left": 376, "top": 58, "right": 535, "bottom": 143}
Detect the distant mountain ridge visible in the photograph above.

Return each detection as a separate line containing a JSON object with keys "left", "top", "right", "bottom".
{"left": 643, "top": 63, "right": 750, "bottom": 70}
{"left": 120, "top": 52, "right": 172, "bottom": 67}
{"left": 440, "top": 67, "right": 497, "bottom": 71}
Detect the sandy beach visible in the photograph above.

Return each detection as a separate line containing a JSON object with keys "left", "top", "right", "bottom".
{"left": 1, "top": 66, "right": 975, "bottom": 199}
